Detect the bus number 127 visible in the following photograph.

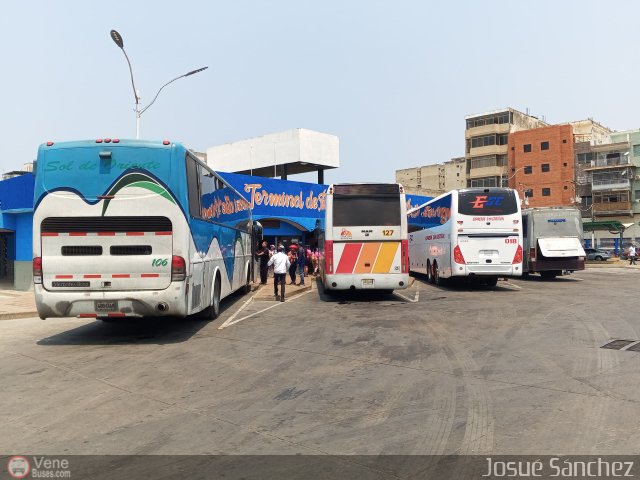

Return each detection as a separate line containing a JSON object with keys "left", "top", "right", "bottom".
{"left": 383, "top": 230, "right": 394, "bottom": 236}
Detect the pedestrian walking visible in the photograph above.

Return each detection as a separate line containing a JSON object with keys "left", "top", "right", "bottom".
{"left": 255, "top": 240, "right": 270, "bottom": 284}
{"left": 296, "top": 244, "right": 307, "bottom": 286}
{"left": 268, "top": 245, "right": 290, "bottom": 302}
{"left": 629, "top": 245, "right": 637, "bottom": 265}
{"left": 287, "top": 247, "right": 297, "bottom": 284}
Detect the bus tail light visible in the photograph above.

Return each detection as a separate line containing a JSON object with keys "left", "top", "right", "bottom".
{"left": 513, "top": 245, "right": 523, "bottom": 264}
{"left": 325, "top": 241, "right": 334, "bottom": 274}
{"left": 171, "top": 255, "right": 186, "bottom": 282}
{"left": 529, "top": 247, "right": 536, "bottom": 261}
{"left": 33, "top": 257, "right": 43, "bottom": 284}
{"left": 401, "top": 240, "right": 409, "bottom": 273}
{"left": 453, "top": 245, "right": 466, "bottom": 265}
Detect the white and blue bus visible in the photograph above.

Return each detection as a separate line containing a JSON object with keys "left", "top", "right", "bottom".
{"left": 33, "top": 139, "right": 254, "bottom": 320}
{"left": 408, "top": 188, "right": 523, "bottom": 286}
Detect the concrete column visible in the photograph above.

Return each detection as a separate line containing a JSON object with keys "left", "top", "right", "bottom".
{"left": 281, "top": 164, "right": 288, "bottom": 180}
{"left": 13, "top": 261, "right": 32, "bottom": 291}
{"left": 318, "top": 168, "right": 324, "bottom": 184}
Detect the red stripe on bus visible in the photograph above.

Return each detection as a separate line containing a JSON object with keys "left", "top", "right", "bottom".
{"left": 112, "top": 274, "right": 130, "bottom": 278}
{"left": 83, "top": 274, "right": 101, "bottom": 279}
{"left": 98, "top": 232, "right": 116, "bottom": 236}
{"left": 141, "top": 273, "right": 160, "bottom": 278}
{"left": 155, "top": 231, "right": 172, "bottom": 235}
{"left": 335, "top": 243, "right": 362, "bottom": 274}
{"left": 41, "top": 232, "right": 59, "bottom": 236}
{"left": 79, "top": 314, "right": 97, "bottom": 318}
{"left": 69, "top": 232, "right": 87, "bottom": 236}
{"left": 55, "top": 274, "right": 73, "bottom": 279}
{"left": 107, "top": 313, "right": 126, "bottom": 317}
{"left": 125, "top": 232, "right": 145, "bottom": 236}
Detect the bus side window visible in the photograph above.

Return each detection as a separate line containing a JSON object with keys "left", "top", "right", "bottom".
{"left": 186, "top": 156, "right": 201, "bottom": 219}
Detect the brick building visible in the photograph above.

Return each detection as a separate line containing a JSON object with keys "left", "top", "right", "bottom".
{"left": 507, "top": 124, "right": 576, "bottom": 207}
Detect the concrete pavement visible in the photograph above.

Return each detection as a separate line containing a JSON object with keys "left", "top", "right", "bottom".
{"left": 0, "top": 288, "right": 37, "bottom": 320}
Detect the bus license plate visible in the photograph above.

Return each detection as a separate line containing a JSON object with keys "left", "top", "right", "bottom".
{"left": 361, "top": 279, "right": 375, "bottom": 288}
{"left": 95, "top": 301, "right": 118, "bottom": 312}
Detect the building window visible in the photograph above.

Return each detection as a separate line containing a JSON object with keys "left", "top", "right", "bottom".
{"left": 541, "top": 141, "right": 549, "bottom": 150}
{"left": 563, "top": 139, "right": 567, "bottom": 144}
{"left": 525, "top": 189, "right": 534, "bottom": 198}
{"left": 541, "top": 163, "right": 550, "bottom": 172}
{"left": 577, "top": 152, "right": 593, "bottom": 165}
{"left": 466, "top": 112, "right": 511, "bottom": 129}
{"left": 593, "top": 191, "right": 629, "bottom": 204}
{"left": 498, "top": 134, "right": 508, "bottom": 145}
{"left": 471, "top": 135, "right": 497, "bottom": 148}
{"left": 524, "top": 144, "right": 532, "bottom": 153}
{"left": 634, "top": 144, "right": 640, "bottom": 157}
{"left": 542, "top": 188, "right": 551, "bottom": 196}
{"left": 563, "top": 162, "right": 567, "bottom": 167}
{"left": 469, "top": 177, "right": 498, "bottom": 188}
{"left": 470, "top": 155, "right": 506, "bottom": 169}
{"left": 524, "top": 166, "right": 533, "bottom": 174}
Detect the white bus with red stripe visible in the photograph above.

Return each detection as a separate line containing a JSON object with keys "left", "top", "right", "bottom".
{"left": 33, "top": 139, "right": 253, "bottom": 320}
{"left": 319, "top": 183, "right": 410, "bottom": 292}
{"left": 408, "top": 188, "right": 523, "bottom": 286}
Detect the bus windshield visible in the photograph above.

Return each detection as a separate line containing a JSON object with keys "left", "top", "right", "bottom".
{"left": 333, "top": 195, "right": 401, "bottom": 226}
{"left": 458, "top": 189, "right": 519, "bottom": 216}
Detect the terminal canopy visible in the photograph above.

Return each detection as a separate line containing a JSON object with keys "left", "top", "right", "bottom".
{"left": 582, "top": 220, "right": 633, "bottom": 234}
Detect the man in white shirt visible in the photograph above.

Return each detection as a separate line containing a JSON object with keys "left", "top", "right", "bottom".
{"left": 629, "top": 245, "right": 637, "bottom": 265}
{"left": 268, "top": 245, "right": 291, "bottom": 302}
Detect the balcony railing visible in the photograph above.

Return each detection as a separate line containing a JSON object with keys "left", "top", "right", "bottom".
{"left": 592, "top": 202, "right": 632, "bottom": 214}
{"left": 590, "top": 157, "right": 630, "bottom": 168}
{"left": 591, "top": 178, "right": 630, "bottom": 191}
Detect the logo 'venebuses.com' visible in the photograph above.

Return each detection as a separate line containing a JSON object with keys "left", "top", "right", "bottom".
{"left": 7, "top": 456, "right": 30, "bottom": 479}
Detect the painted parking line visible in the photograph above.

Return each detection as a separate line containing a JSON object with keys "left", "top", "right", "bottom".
{"left": 218, "top": 292, "right": 256, "bottom": 330}
{"left": 501, "top": 281, "right": 522, "bottom": 290}
{"left": 218, "top": 289, "right": 314, "bottom": 330}
{"left": 393, "top": 284, "right": 420, "bottom": 303}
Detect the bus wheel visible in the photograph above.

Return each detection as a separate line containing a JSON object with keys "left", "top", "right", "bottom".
{"left": 433, "top": 262, "right": 443, "bottom": 286}
{"left": 242, "top": 269, "right": 251, "bottom": 294}
{"left": 483, "top": 277, "right": 498, "bottom": 287}
{"left": 198, "top": 276, "right": 221, "bottom": 320}
{"left": 540, "top": 270, "right": 560, "bottom": 279}
{"left": 427, "top": 261, "right": 434, "bottom": 283}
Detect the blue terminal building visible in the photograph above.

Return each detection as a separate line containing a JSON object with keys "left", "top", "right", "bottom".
{"left": 0, "top": 169, "right": 429, "bottom": 291}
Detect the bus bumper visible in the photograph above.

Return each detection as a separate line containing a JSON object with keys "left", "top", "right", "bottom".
{"left": 324, "top": 274, "right": 410, "bottom": 290}
{"left": 34, "top": 283, "right": 189, "bottom": 319}
{"left": 452, "top": 264, "right": 522, "bottom": 277}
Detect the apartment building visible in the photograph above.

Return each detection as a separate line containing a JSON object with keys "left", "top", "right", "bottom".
{"left": 395, "top": 157, "right": 466, "bottom": 197}
{"left": 465, "top": 108, "right": 547, "bottom": 188}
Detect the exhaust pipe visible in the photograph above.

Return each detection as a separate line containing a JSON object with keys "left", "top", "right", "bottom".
{"left": 156, "top": 302, "right": 169, "bottom": 313}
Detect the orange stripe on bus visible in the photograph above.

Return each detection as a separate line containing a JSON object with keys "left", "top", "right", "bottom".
{"left": 373, "top": 242, "right": 399, "bottom": 273}
{"left": 55, "top": 274, "right": 73, "bottom": 279}
{"left": 141, "top": 273, "right": 159, "bottom": 278}
{"left": 41, "top": 232, "right": 59, "bottom": 236}
{"left": 83, "top": 274, "right": 101, "bottom": 279}
{"left": 112, "top": 274, "right": 130, "bottom": 278}
{"left": 354, "top": 243, "right": 381, "bottom": 274}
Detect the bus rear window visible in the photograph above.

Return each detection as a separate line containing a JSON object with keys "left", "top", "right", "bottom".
{"left": 333, "top": 196, "right": 401, "bottom": 226}
{"left": 458, "top": 190, "right": 518, "bottom": 216}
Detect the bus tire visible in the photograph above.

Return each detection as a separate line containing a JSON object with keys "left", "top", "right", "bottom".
{"left": 483, "top": 277, "right": 498, "bottom": 287}
{"left": 198, "top": 275, "right": 221, "bottom": 320}
{"left": 433, "top": 262, "right": 444, "bottom": 286}
{"left": 242, "top": 268, "right": 251, "bottom": 294}
{"left": 540, "top": 270, "right": 560, "bottom": 279}
{"left": 427, "top": 260, "right": 434, "bottom": 284}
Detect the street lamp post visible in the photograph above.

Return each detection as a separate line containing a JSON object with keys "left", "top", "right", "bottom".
{"left": 110, "top": 30, "right": 208, "bottom": 139}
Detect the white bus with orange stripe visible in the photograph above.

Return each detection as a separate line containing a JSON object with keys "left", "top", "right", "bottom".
{"left": 319, "top": 183, "right": 410, "bottom": 292}
{"left": 33, "top": 139, "right": 253, "bottom": 320}
{"left": 408, "top": 188, "right": 523, "bottom": 286}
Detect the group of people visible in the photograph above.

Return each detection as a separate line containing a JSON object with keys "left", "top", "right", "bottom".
{"left": 255, "top": 240, "right": 320, "bottom": 301}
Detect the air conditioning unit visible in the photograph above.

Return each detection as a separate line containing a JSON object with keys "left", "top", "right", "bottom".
{"left": 635, "top": 175, "right": 640, "bottom": 180}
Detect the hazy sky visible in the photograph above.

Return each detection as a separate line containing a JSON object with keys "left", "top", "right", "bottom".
{"left": 2, "top": 0, "right": 638, "bottom": 183}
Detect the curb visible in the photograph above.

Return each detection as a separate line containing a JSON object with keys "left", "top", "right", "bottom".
{"left": 0, "top": 311, "right": 39, "bottom": 321}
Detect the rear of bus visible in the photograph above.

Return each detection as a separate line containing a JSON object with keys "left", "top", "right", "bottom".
{"left": 33, "top": 140, "right": 188, "bottom": 319}
{"left": 452, "top": 188, "right": 523, "bottom": 279}
{"left": 322, "top": 183, "right": 409, "bottom": 291}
